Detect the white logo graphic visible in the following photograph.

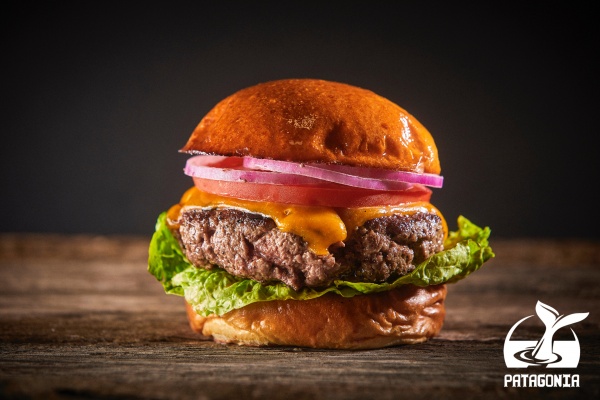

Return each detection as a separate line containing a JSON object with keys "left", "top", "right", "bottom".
{"left": 504, "top": 301, "right": 588, "bottom": 368}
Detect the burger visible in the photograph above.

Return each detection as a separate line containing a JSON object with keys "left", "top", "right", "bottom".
{"left": 148, "top": 78, "right": 494, "bottom": 349}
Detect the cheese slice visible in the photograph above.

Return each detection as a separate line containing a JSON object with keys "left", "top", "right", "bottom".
{"left": 168, "top": 186, "right": 446, "bottom": 256}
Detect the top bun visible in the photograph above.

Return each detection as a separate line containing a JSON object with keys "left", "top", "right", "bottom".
{"left": 181, "top": 79, "right": 440, "bottom": 174}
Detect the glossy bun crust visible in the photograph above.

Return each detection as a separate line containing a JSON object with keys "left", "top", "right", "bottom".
{"left": 186, "top": 284, "right": 447, "bottom": 349}
{"left": 181, "top": 79, "right": 440, "bottom": 174}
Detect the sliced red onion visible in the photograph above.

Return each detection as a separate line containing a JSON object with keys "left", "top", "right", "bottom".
{"left": 311, "top": 162, "right": 444, "bottom": 188}
{"left": 184, "top": 155, "right": 322, "bottom": 185}
{"left": 184, "top": 155, "right": 443, "bottom": 190}
{"left": 243, "top": 157, "right": 443, "bottom": 189}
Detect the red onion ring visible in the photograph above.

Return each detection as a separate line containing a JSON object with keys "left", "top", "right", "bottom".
{"left": 184, "top": 156, "right": 322, "bottom": 185}
{"left": 307, "top": 162, "right": 444, "bottom": 188}
{"left": 184, "top": 155, "right": 443, "bottom": 190}
{"left": 242, "top": 157, "right": 442, "bottom": 189}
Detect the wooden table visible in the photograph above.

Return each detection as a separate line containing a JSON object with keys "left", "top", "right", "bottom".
{"left": 1, "top": 234, "right": 598, "bottom": 399}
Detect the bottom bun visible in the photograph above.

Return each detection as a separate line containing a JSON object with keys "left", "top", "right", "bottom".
{"left": 185, "top": 284, "right": 447, "bottom": 349}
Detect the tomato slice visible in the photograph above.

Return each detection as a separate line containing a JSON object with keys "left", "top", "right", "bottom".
{"left": 192, "top": 177, "right": 432, "bottom": 208}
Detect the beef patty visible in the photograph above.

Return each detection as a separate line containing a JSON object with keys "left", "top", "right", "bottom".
{"left": 175, "top": 208, "right": 444, "bottom": 291}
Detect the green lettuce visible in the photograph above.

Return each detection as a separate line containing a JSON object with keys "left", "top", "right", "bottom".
{"left": 148, "top": 212, "right": 494, "bottom": 316}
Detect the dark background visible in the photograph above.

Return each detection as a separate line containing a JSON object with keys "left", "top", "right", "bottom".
{"left": 2, "top": 3, "right": 598, "bottom": 239}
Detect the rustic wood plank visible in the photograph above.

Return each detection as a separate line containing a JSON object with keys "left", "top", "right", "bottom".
{"left": 1, "top": 234, "right": 599, "bottom": 399}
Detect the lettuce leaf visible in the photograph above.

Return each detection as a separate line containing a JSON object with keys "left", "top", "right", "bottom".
{"left": 148, "top": 212, "right": 494, "bottom": 316}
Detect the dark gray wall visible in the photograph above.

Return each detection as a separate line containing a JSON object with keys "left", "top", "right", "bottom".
{"left": 3, "top": 3, "right": 598, "bottom": 239}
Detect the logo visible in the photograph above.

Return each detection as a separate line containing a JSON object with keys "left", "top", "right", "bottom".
{"left": 503, "top": 301, "right": 589, "bottom": 388}
{"left": 504, "top": 301, "right": 588, "bottom": 368}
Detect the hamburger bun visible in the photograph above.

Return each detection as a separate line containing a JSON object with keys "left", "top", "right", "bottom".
{"left": 181, "top": 79, "right": 440, "bottom": 174}
{"left": 186, "top": 284, "right": 447, "bottom": 349}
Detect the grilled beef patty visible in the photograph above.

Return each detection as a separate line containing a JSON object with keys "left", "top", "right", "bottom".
{"left": 175, "top": 208, "right": 444, "bottom": 291}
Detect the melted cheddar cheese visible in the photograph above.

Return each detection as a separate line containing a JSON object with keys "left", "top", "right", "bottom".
{"left": 167, "top": 186, "right": 446, "bottom": 256}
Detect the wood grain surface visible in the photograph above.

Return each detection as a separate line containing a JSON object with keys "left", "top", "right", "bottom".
{"left": 1, "top": 234, "right": 599, "bottom": 399}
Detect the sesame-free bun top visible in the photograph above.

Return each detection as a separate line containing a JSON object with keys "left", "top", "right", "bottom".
{"left": 181, "top": 79, "right": 440, "bottom": 174}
